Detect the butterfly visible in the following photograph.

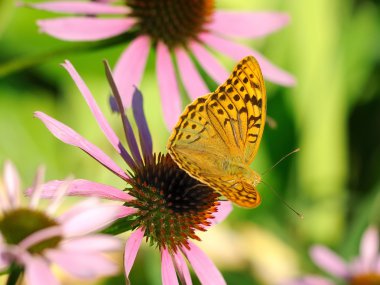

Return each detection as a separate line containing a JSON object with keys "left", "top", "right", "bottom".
{"left": 167, "top": 56, "right": 266, "bottom": 208}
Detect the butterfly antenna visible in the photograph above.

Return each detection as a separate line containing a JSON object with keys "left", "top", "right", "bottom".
{"left": 261, "top": 180, "right": 304, "bottom": 219}
{"left": 262, "top": 148, "right": 300, "bottom": 177}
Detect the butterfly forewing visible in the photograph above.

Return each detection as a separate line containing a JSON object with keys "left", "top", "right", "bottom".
{"left": 167, "top": 56, "right": 266, "bottom": 208}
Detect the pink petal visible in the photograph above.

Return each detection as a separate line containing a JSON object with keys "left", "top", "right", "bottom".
{"left": 182, "top": 242, "right": 226, "bottom": 285}
{"left": 38, "top": 17, "right": 135, "bottom": 41}
{"left": 173, "top": 251, "right": 192, "bottom": 285}
{"left": 360, "top": 226, "right": 379, "bottom": 269}
{"left": 200, "top": 33, "right": 296, "bottom": 86}
{"left": 161, "top": 248, "right": 179, "bottom": 285}
{"left": 60, "top": 203, "right": 123, "bottom": 237}
{"left": 27, "top": 1, "right": 130, "bottom": 14}
{"left": 0, "top": 237, "right": 11, "bottom": 269}
{"left": 34, "top": 112, "right": 129, "bottom": 180}
{"left": 282, "top": 275, "right": 334, "bottom": 285}
{"left": 175, "top": 48, "right": 208, "bottom": 100}
{"left": 60, "top": 234, "right": 121, "bottom": 252}
{"left": 190, "top": 41, "right": 229, "bottom": 84}
{"left": 114, "top": 35, "right": 150, "bottom": 108}
{"left": 156, "top": 41, "right": 182, "bottom": 130}
{"left": 124, "top": 228, "right": 144, "bottom": 278}
{"left": 117, "top": 206, "right": 138, "bottom": 219}
{"left": 58, "top": 198, "right": 98, "bottom": 221}
{"left": 62, "top": 60, "right": 135, "bottom": 168}
{"left": 46, "top": 179, "right": 72, "bottom": 215}
{"left": 310, "top": 246, "right": 349, "bottom": 278}
{"left": 19, "top": 226, "right": 62, "bottom": 251}
{"left": 27, "top": 179, "right": 133, "bottom": 201}
{"left": 29, "top": 165, "right": 46, "bottom": 209}
{"left": 209, "top": 201, "right": 232, "bottom": 226}
{"left": 25, "top": 256, "right": 59, "bottom": 285}
{"left": 208, "top": 12, "right": 290, "bottom": 39}
{"left": 46, "top": 250, "right": 118, "bottom": 278}
{"left": 3, "top": 160, "right": 20, "bottom": 208}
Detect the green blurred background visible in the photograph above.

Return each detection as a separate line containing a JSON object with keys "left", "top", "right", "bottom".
{"left": 0, "top": 0, "right": 379, "bottom": 284}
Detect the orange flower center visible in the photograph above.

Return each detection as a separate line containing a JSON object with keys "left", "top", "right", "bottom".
{"left": 350, "top": 273, "right": 380, "bottom": 285}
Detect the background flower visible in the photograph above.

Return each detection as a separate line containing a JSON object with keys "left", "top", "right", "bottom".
{"left": 0, "top": 160, "right": 122, "bottom": 285}
{"left": 27, "top": 0, "right": 295, "bottom": 129}
{"left": 283, "top": 226, "right": 380, "bottom": 285}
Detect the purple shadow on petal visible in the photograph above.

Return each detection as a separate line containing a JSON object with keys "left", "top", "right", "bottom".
{"left": 103, "top": 60, "right": 143, "bottom": 168}
{"left": 131, "top": 87, "right": 153, "bottom": 159}
{"left": 109, "top": 95, "right": 119, "bottom": 113}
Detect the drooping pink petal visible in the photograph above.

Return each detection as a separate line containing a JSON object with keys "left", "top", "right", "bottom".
{"left": 46, "top": 250, "right": 118, "bottom": 279}
{"left": 199, "top": 33, "right": 296, "bottom": 86}
{"left": 34, "top": 112, "right": 129, "bottom": 180}
{"left": 124, "top": 228, "right": 144, "bottom": 278}
{"left": 161, "top": 248, "right": 179, "bottom": 285}
{"left": 190, "top": 41, "right": 229, "bottom": 84}
{"left": 281, "top": 275, "right": 334, "bottom": 285}
{"left": 38, "top": 17, "right": 135, "bottom": 41}
{"left": 182, "top": 242, "right": 226, "bottom": 285}
{"left": 62, "top": 60, "right": 136, "bottom": 168}
{"left": 3, "top": 160, "right": 20, "bottom": 208}
{"left": 175, "top": 48, "right": 208, "bottom": 100}
{"left": 28, "top": 179, "right": 134, "bottom": 201}
{"left": 156, "top": 41, "right": 182, "bottom": 130}
{"left": 60, "top": 204, "right": 122, "bottom": 237}
{"left": 27, "top": 1, "right": 130, "bottom": 15}
{"left": 114, "top": 35, "right": 150, "bottom": 108}
{"left": 207, "top": 12, "right": 290, "bottom": 39}
{"left": 173, "top": 251, "right": 192, "bottom": 285}
{"left": 61, "top": 234, "right": 121, "bottom": 252}
{"left": 310, "top": 246, "right": 349, "bottom": 278}
{"left": 25, "top": 256, "right": 59, "bottom": 285}
{"left": 209, "top": 201, "right": 232, "bottom": 226}
{"left": 359, "top": 226, "right": 379, "bottom": 270}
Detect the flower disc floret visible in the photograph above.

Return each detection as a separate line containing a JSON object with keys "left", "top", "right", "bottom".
{"left": 125, "top": 153, "right": 220, "bottom": 251}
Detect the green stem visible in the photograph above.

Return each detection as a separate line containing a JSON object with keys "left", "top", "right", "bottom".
{"left": 6, "top": 264, "right": 23, "bottom": 285}
{"left": 0, "top": 31, "right": 138, "bottom": 77}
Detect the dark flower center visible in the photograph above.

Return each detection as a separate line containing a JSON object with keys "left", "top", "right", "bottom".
{"left": 127, "top": 0, "right": 214, "bottom": 47}
{"left": 351, "top": 273, "right": 380, "bottom": 285}
{"left": 125, "top": 153, "right": 220, "bottom": 251}
{"left": 0, "top": 208, "right": 61, "bottom": 254}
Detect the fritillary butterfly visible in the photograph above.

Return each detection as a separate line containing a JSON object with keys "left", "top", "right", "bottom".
{"left": 167, "top": 56, "right": 266, "bottom": 208}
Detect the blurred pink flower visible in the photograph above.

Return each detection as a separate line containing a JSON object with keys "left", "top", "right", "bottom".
{"left": 34, "top": 60, "right": 232, "bottom": 284}
{"left": 283, "top": 226, "right": 380, "bottom": 285}
{"left": 28, "top": 0, "right": 295, "bottom": 129}
{"left": 0, "top": 161, "right": 122, "bottom": 285}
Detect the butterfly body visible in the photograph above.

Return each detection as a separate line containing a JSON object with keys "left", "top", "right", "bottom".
{"left": 167, "top": 56, "right": 266, "bottom": 208}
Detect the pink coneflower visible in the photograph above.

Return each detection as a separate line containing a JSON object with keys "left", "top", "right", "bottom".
{"left": 28, "top": 0, "right": 295, "bottom": 129}
{"left": 34, "top": 60, "right": 232, "bottom": 284}
{"left": 0, "top": 161, "right": 122, "bottom": 285}
{"left": 283, "top": 226, "right": 380, "bottom": 285}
